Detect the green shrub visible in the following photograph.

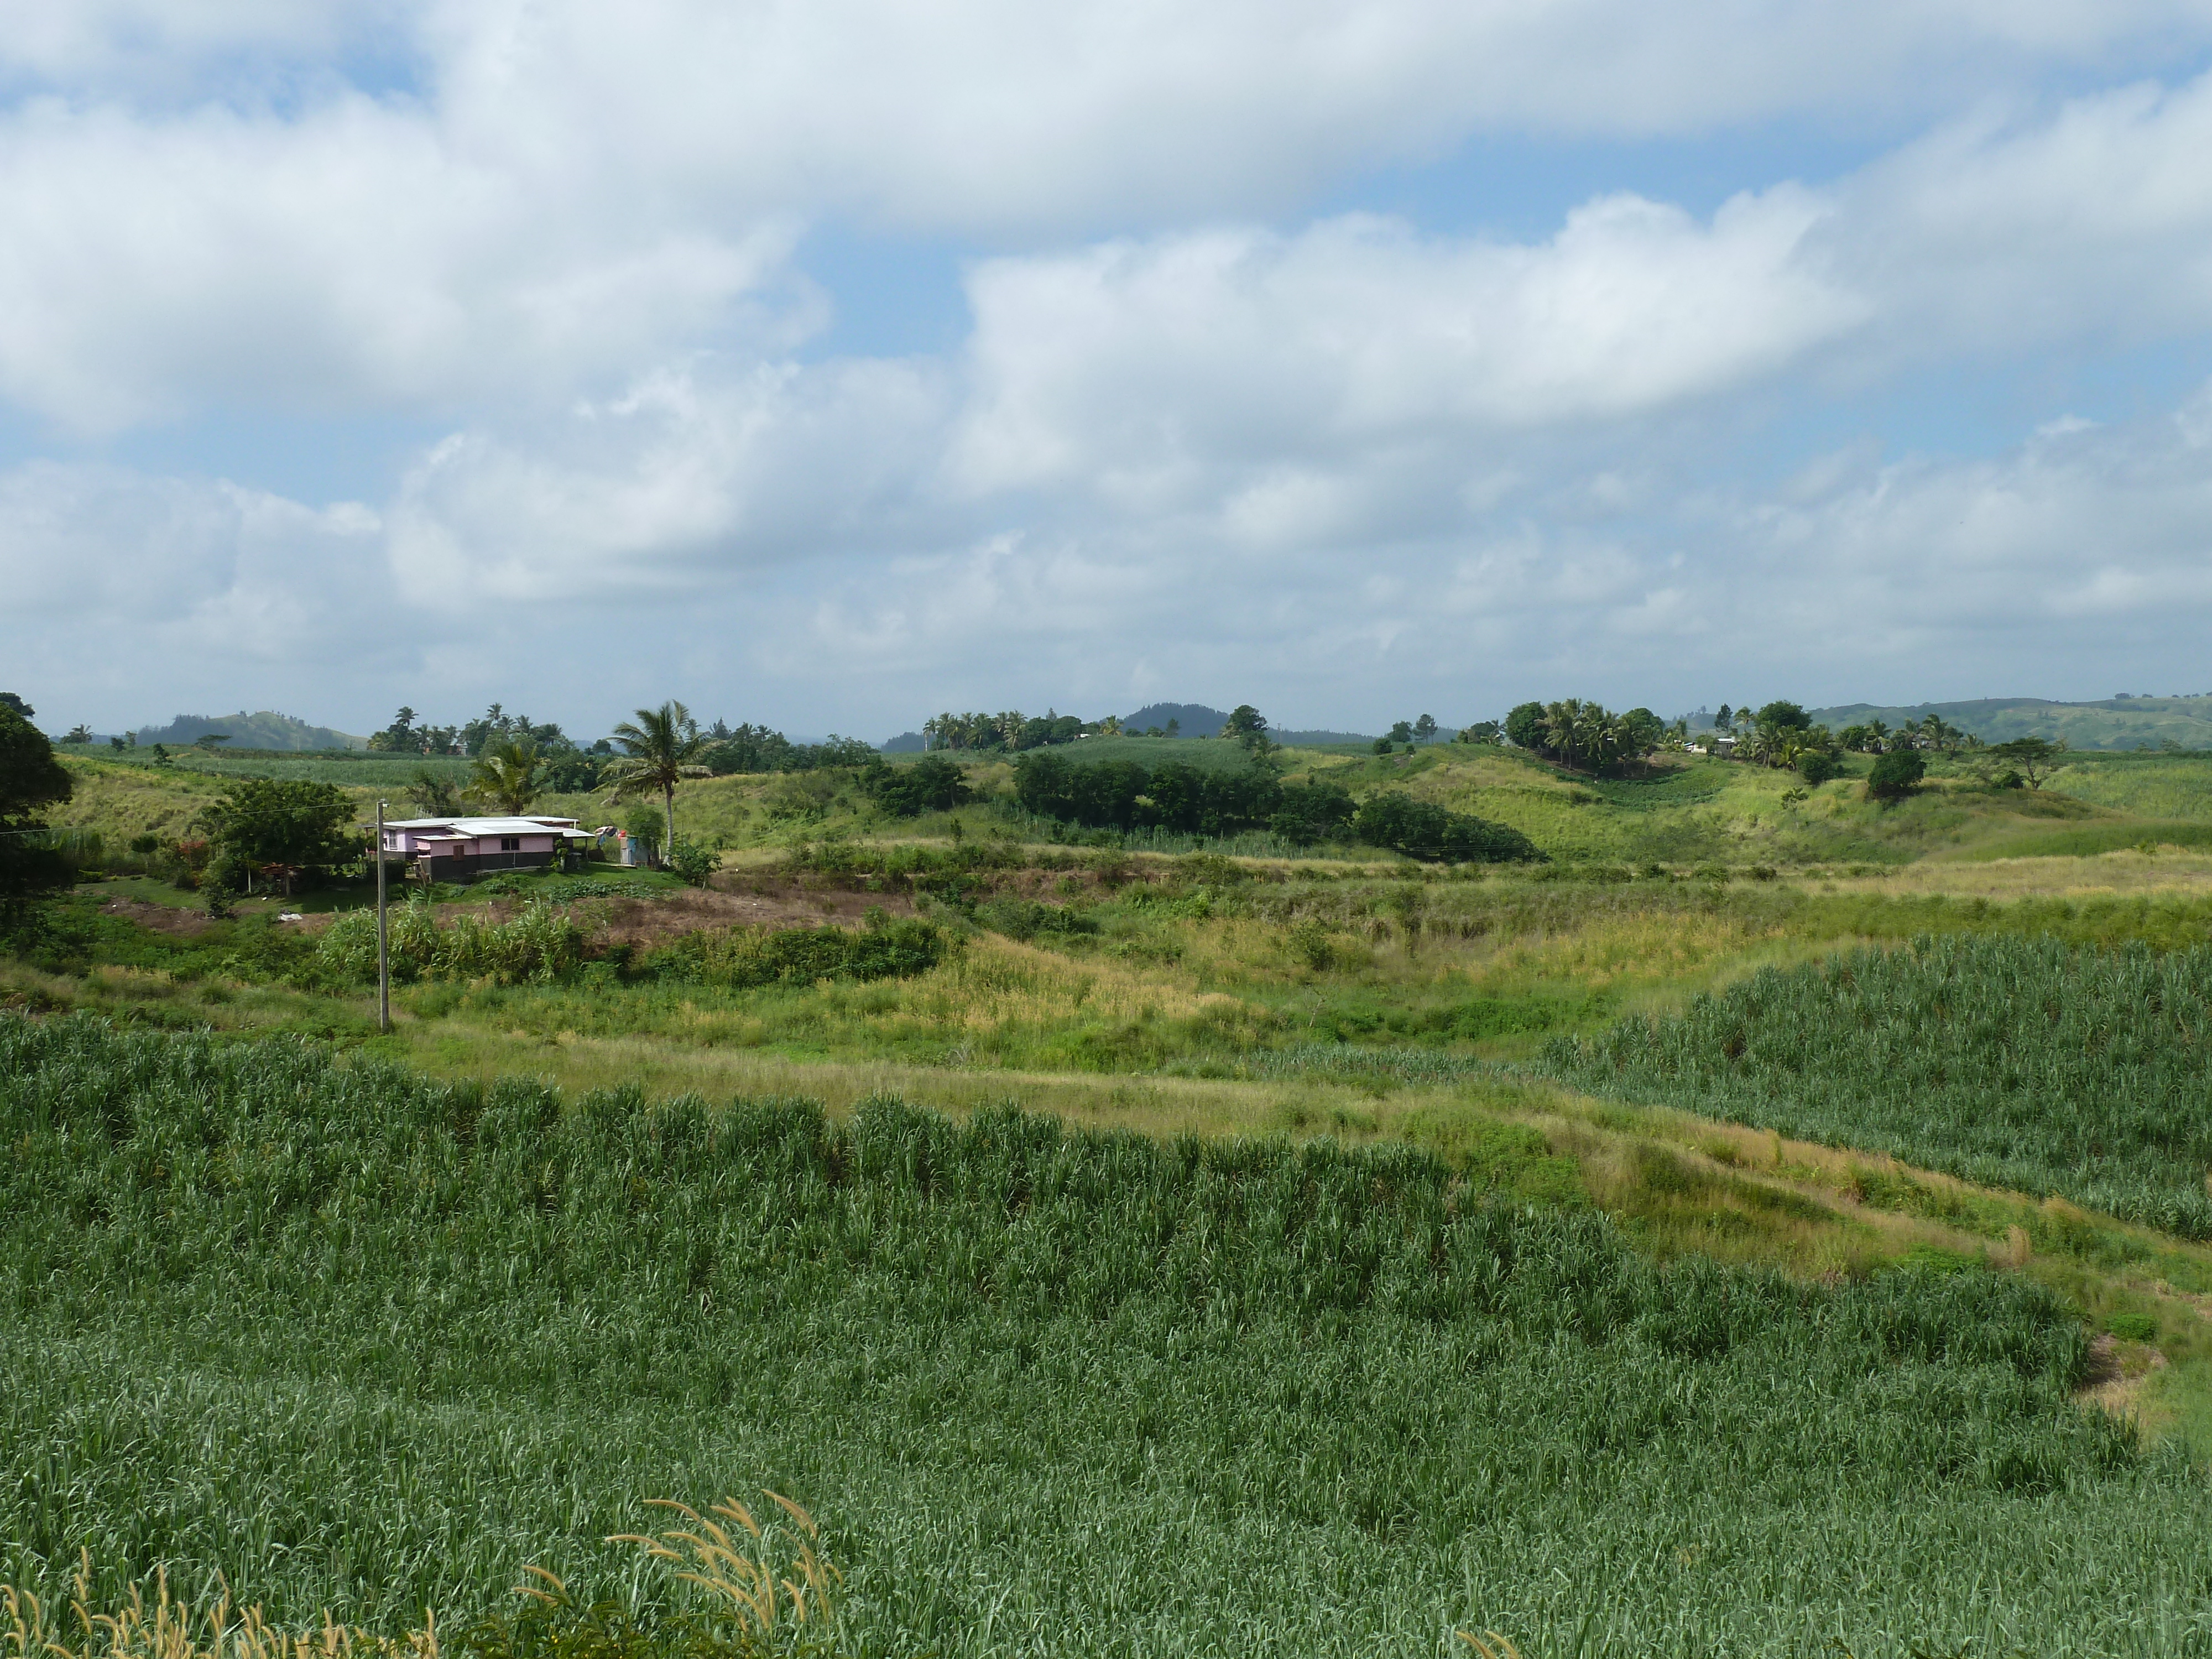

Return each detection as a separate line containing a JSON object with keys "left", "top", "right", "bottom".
{"left": 667, "top": 841, "right": 718, "bottom": 887}
{"left": 318, "top": 898, "right": 588, "bottom": 985}
{"left": 975, "top": 897, "right": 1097, "bottom": 942}
{"left": 1351, "top": 792, "right": 1543, "bottom": 863}
{"left": 1867, "top": 749, "right": 1927, "bottom": 801}
{"left": 1797, "top": 752, "right": 1843, "bottom": 786}
{"left": 644, "top": 914, "right": 946, "bottom": 988}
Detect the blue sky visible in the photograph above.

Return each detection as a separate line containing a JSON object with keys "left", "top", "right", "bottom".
{"left": 8, "top": 2, "right": 2212, "bottom": 740}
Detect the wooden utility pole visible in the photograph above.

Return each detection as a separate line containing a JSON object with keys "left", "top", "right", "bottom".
{"left": 375, "top": 800, "right": 390, "bottom": 1033}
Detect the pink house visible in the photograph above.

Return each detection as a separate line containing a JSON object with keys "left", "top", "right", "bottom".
{"left": 380, "top": 815, "right": 604, "bottom": 884}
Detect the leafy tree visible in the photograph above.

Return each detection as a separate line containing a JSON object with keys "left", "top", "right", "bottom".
{"left": 367, "top": 707, "right": 420, "bottom": 753}
{"left": 539, "top": 749, "right": 603, "bottom": 792}
{"left": 1504, "top": 702, "right": 1547, "bottom": 749}
{"left": 197, "top": 779, "right": 360, "bottom": 895}
{"left": 1373, "top": 737, "right": 1394, "bottom": 754}
{"left": 1990, "top": 736, "right": 2064, "bottom": 790}
{"left": 1509, "top": 698, "right": 1669, "bottom": 771}
{"left": 861, "top": 755, "right": 974, "bottom": 817}
{"left": 470, "top": 735, "right": 544, "bottom": 815}
{"left": 1013, "top": 752, "right": 1148, "bottom": 828}
{"left": 0, "top": 693, "right": 30, "bottom": 719}
{"left": 701, "top": 723, "right": 804, "bottom": 774}
{"left": 1755, "top": 700, "right": 1811, "bottom": 732}
{"left": 1013, "top": 753, "right": 1281, "bottom": 836}
{"left": 1797, "top": 752, "right": 1844, "bottom": 786}
{"left": 1713, "top": 703, "right": 1731, "bottom": 730}
{"left": 603, "top": 701, "right": 709, "bottom": 854}
{"left": 406, "top": 768, "right": 467, "bottom": 818}
{"left": 1269, "top": 780, "right": 1355, "bottom": 846}
{"left": 622, "top": 803, "right": 665, "bottom": 865}
{"left": 1388, "top": 720, "right": 1415, "bottom": 744}
{"left": 0, "top": 705, "right": 74, "bottom": 920}
{"left": 1457, "top": 721, "right": 1501, "bottom": 744}
{"left": 1223, "top": 706, "right": 1269, "bottom": 750}
{"left": 1350, "top": 794, "right": 1542, "bottom": 863}
{"left": 1866, "top": 749, "right": 1927, "bottom": 802}
{"left": 1413, "top": 714, "right": 1438, "bottom": 743}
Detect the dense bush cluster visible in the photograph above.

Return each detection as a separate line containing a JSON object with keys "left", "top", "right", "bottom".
{"left": 319, "top": 899, "right": 589, "bottom": 985}
{"left": 643, "top": 915, "right": 947, "bottom": 988}
{"left": 1011, "top": 753, "right": 1539, "bottom": 860}
{"left": 857, "top": 754, "right": 973, "bottom": 817}
{"left": 1350, "top": 793, "right": 1542, "bottom": 863}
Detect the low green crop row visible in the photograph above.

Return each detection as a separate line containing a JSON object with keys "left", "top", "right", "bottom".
{"left": 1548, "top": 932, "right": 2212, "bottom": 1236}
{"left": 6, "top": 1014, "right": 2205, "bottom": 1657}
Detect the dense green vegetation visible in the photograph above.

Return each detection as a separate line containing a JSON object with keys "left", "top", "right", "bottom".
{"left": 640, "top": 914, "right": 948, "bottom": 989}
{"left": 1548, "top": 935, "right": 2212, "bottom": 1237}
{"left": 8, "top": 1015, "right": 2206, "bottom": 1658}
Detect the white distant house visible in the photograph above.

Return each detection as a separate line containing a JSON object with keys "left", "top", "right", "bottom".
{"left": 379, "top": 815, "right": 605, "bottom": 884}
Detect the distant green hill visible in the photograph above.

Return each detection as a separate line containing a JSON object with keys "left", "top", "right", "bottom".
{"left": 1807, "top": 696, "right": 2212, "bottom": 752}
{"left": 132, "top": 711, "right": 364, "bottom": 752}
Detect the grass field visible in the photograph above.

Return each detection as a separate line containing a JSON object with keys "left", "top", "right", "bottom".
{"left": 17, "top": 739, "right": 2212, "bottom": 1653}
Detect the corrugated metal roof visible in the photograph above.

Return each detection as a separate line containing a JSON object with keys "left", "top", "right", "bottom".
{"left": 384, "top": 816, "right": 585, "bottom": 834}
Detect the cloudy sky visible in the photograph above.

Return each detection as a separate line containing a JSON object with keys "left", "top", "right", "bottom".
{"left": 8, "top": 1, "right": 2212, "bottom": 740}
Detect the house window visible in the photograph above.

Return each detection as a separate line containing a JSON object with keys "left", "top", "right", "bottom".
{"left": 499, "top": 837, "right": 520, "bottom": 852}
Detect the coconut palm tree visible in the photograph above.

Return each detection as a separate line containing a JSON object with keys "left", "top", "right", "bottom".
{"left": 603, "top": 701, "right": 709, "bottom": 859}
{"left": 470, "top": 735, "right": 542, "bottom": 816}
{"left": 1542, "top": 700, "right": 1581, "bottom": 768}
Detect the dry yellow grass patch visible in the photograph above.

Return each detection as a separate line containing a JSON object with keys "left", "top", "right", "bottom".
{"left": 905, "top": 933, "right": 1250, "bottom": 1034}
{"left": 2, "top": 1561, "right": 435, "bottom": 1659}
{"left": 1455, "top": 910, "right": 1777, "bottom": 989}
{"left": 1824, "top": 848, "right": 2212, "bottom": 899}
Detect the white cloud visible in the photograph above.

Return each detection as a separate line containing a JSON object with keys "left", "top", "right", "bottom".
{"left": 0, "top": 460, "right": 404, "bottom": 725}
{"left": 425, "top": 0, "right": 2212, "bottom": 230}
{"left": 4, "top": 2, "right": 2212, "bottom": 434}
{"left": 950, "top": 191, "right": 1859, "bottom": 504}
{"left": 1827, "top": 72, "right": 2212, "bottom": 366}
{"left": 387, "top": 358, "right": 951, "bottom": 604}
{"left": 0, "top": 96, "right": 809, "bottom": 430}
{"left": 12, "top": 1, "right": 2212, "bottom": 730}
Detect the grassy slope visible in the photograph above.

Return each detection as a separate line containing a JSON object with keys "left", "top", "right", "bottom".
{"left": 2038, "top": 751, "right": 2212, "bottom": 820}
{"left": 57, "top": 748, "right": 471, "bottom": 788}
{"left": 50, "top": 740, "right": 2212, "bottom": 879}
{"left": 1808, "top": 693, "right": 2212, "bottom": 749}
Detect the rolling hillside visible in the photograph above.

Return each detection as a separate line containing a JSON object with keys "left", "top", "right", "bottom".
{"left": 1807, "top": 695, "right": 2212, "bottom": 750}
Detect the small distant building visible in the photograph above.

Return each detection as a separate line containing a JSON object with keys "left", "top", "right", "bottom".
{"left": 379, "top": 815, "right": 603, "bottom": 884}
{"left": 1709, "top": 737, "right": 1738, "bottom": 759}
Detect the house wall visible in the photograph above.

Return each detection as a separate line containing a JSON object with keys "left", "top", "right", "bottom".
{"left": 415, "top": 849, "right": 567, "bottom": 883}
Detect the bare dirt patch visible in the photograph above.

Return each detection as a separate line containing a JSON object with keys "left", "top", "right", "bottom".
{"left": 2079, "top": 1333, "right": 2168, "bottom": 1420}
{"left": 100, "top": 896, "right": 215, "bottom": 937}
